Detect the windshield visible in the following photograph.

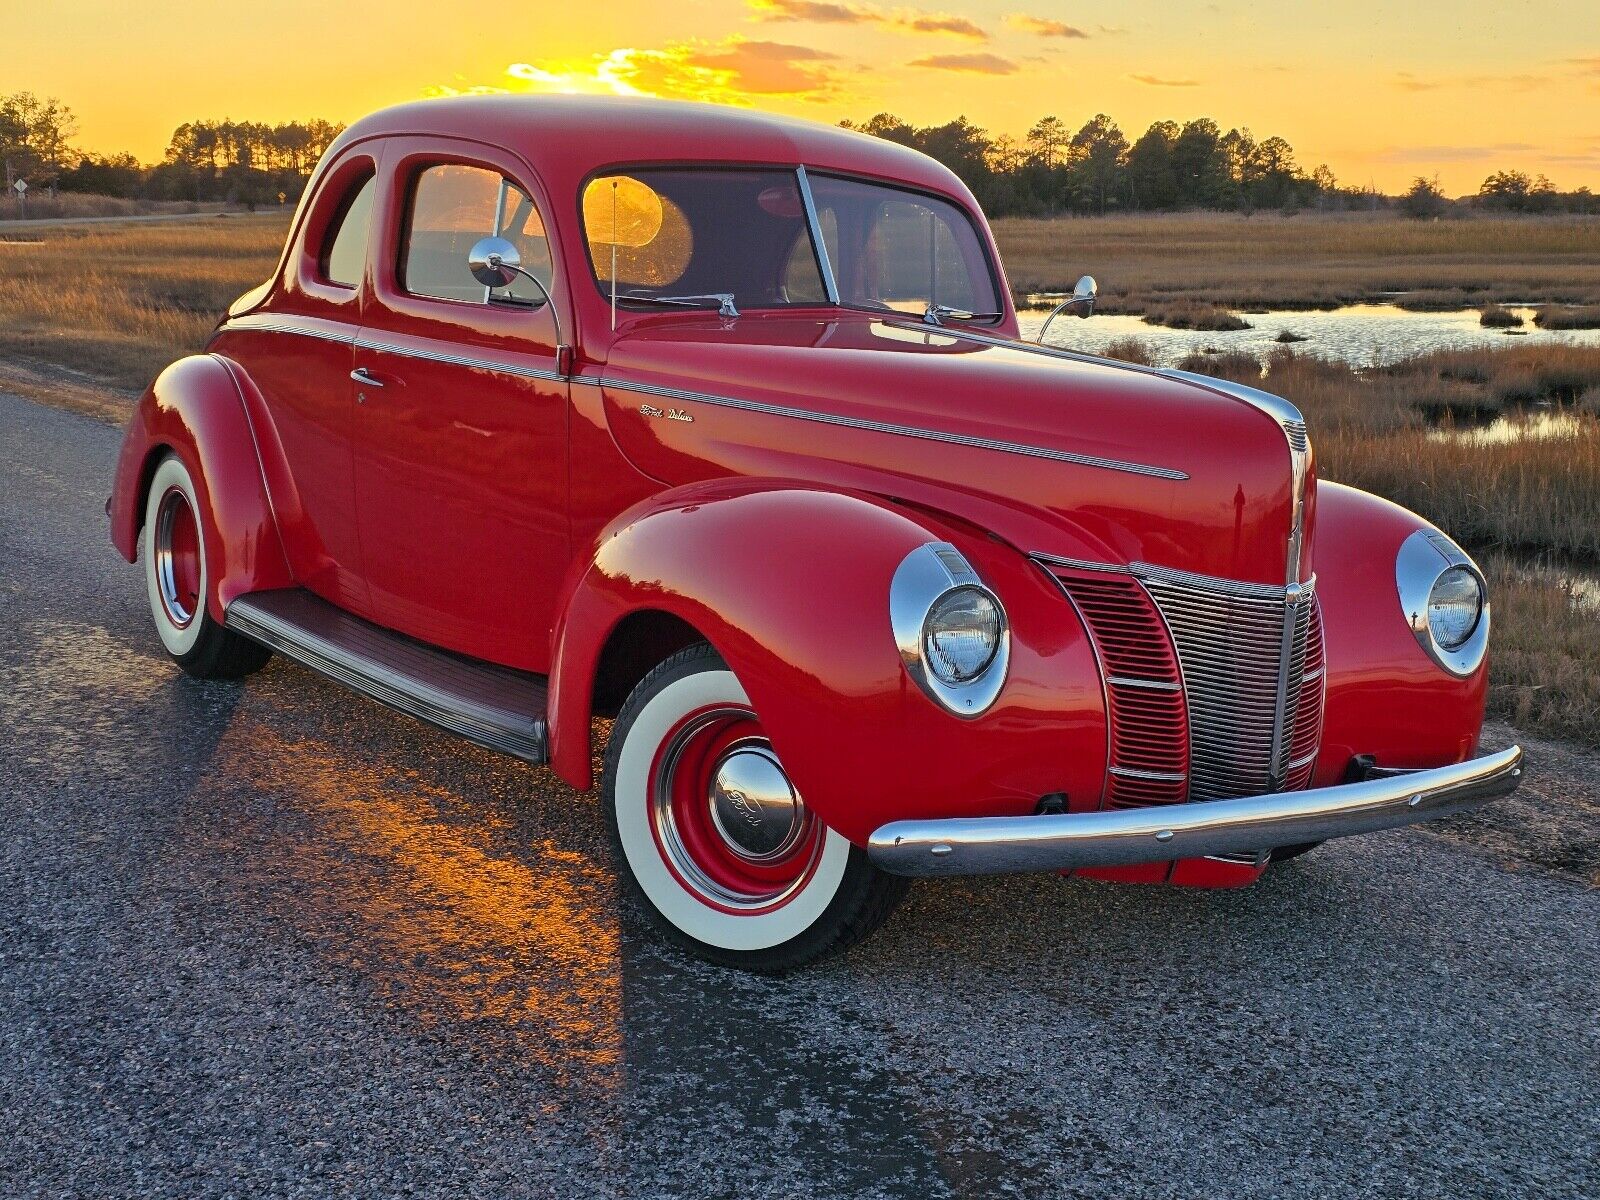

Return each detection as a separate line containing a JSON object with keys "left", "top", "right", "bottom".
{"left": 581, "top": 167, "right": 999, "bottom": 319}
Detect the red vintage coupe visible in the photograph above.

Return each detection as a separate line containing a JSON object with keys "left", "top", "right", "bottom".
{"left": 109, "top": 96, "right": 1523, "bottom": 970}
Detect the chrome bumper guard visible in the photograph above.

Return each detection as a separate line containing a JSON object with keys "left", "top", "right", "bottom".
{"left": 867, "top": 746, "right": 1525, "bottom": 878}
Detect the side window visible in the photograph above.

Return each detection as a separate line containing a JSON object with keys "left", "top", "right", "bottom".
{"left": 400, "top": 163, "right": 553, "bottom": 305}
{"left": 863, "top": 198, "right": 983, "bottom": 315}
{"left": 321, "top": 173, "right": 376, "bottom": 288}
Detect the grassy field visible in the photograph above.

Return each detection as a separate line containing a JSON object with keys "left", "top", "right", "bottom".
{"left": 995, "top": 211, "right": 1600, "bottom": 316}
{"left": 1, "top": 209, "right": 1595, "bottom": 744}
{"left": 0, "top": 212, "right": 288, "bottom": 394}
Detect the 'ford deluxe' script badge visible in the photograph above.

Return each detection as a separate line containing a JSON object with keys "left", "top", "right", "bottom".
{"left": 640, "top": 404, "right": 694, "bottom": 423}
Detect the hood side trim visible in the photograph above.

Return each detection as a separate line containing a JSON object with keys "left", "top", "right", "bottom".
{"left": 603, "top": 376, "right": 1190, "bottom": 481}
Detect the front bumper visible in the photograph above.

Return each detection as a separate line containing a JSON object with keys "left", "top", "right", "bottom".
{"left": 867, "top": 746, "right": 1525, "bottom": 877}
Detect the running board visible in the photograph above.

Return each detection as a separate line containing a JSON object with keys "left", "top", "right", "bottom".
{"left": 225, "top": 589, "right": 548, "bottom": 763}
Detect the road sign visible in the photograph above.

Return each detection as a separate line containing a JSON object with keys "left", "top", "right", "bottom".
{"left": 12, "top": 179, "right": 26, "bottom": 195}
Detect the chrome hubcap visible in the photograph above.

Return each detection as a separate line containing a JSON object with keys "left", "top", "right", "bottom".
{"left": 707, "top": 744, "right": 806, "bottom": 862}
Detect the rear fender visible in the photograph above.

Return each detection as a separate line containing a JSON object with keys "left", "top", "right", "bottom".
{"left": 548, "top": 479, "right": 1107, "bottom": 845}
{"left": 108, "top": 354, "right": 293, "bottom": 621}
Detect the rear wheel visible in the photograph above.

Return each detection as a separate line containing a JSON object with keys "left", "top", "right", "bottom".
{"left": 142, "top": 454, "right": 271, "bottom": 680}
{"left": 602, "top": 643, "right": 907, "bottom": 972}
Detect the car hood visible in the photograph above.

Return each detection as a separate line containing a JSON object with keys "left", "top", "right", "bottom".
{"left": 598, "top": 312, "right": 1311, "bottom": 585}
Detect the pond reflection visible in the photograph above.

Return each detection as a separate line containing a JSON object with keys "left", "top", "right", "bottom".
{"left": 1020, "top": 301, "right": 1600, "bottom": 367}
{"left": 1428, "top": 411, "right": 1588, "bottom": 446}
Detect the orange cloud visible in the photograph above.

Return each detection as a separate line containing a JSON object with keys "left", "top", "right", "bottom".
{"left": 506, "top": 38, "right": 842, "bottom": 103}
{"left": 1005, "top": 14, "right": 1089, "bottom": 38}
{"left": 909, "top": 53, "right": 1018, "bottom": 74}
{"left": 899, "top": 13, "right": 987, "bottom": 38}
{"left": 751, "top": 0, "right": 987, "bottom": 39}
{"left": 1131, "top": 73, "right": 1200, "bottom": 87}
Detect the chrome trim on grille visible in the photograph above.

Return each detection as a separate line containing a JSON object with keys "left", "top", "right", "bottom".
{"left": 605, "top": 378, "right": 1190, "bottom": 480}
{"left": 1109, "top": 766, "right": 1187, "bottom": 782}
{"left": 1107, "top": 675, "right": 1180, "bottom": 691}
{"left": 1031, "top": 552, "right": 1298, "bottom": 600}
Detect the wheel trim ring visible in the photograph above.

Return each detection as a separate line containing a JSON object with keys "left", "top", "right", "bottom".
{"left": 648, "top": 705, "right": 823, "bottom": 915}
{"left": 153, "top": 485, "right": 201, "bottom": 629}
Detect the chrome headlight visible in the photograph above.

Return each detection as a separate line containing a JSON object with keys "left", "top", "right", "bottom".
{"left": 1396, "top": 529, "right": 1489, "bottom": 676}
{"left": 891, "top": 543, "right": 1010, "bottom": 716}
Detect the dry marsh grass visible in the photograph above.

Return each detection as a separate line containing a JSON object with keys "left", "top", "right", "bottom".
{"left": 0, "top": 213, "right": 288, "bottom": 391}
{"left": 994, "top": 211, "right": 1600, "bottom": 314}
{"left": 1535, "top": 305, "right": 1600, "bottom": 330}
{"left": 1479, "top": 305, "right": 1524, "bottom": 328}
{"left": 1482, "top": 557, "right": 1600, "bottom": 744}
{"left": 1140, "top": 300, "right": 1250, "bottom": 331}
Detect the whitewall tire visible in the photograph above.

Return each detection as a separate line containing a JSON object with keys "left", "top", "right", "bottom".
{"left": 602, "top": 643, "right": 907, "bottom": 971}
{"left": 140, "top": 452, "right": 271, "bottom": 680}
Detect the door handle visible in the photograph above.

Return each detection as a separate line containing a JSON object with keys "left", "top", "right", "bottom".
{"left": 350, "top": 367, "right": 385, "bottom": 389}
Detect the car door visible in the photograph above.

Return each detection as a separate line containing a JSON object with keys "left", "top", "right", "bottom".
{"left": 351, "top": 140, "right": 570, "bottom": 673}
{"left": 233, "top": 149, "right": 379, "bottom": 614}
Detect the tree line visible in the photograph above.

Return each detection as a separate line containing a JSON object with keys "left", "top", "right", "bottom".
{"left": 4, "top": 90, "right": 1595, "bottom": 217}
{"left": 846, "top": 111, "right": 1598, "bottom": 217}
{"left": 2, "top": 92, "right": 342, "bottom": 208}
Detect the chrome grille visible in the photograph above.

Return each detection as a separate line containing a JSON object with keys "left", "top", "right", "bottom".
{"left": 1043, "top": 556, "right": 1326, "bottom": 806}
{"left": 1056, "top": 574, "right": 1188, "bottom": 808}
{"left": 1142, "top": 574, "right": 1323, "bottom": 800}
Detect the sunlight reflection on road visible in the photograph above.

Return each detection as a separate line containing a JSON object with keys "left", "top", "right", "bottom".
{"left": 188, "top": 717, "right": 625, "bottom": 1086}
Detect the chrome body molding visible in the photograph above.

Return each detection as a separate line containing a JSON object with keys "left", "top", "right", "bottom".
{"left": 868, "top": 746, "right": 1525, "bottom": 877}
{"left": 219, "top": 317, "right": 571, "bottom": 385}
{"left": 889, "top": 542, "right": 1010, "bottom": 718}
{"left": 1396, "top": 528, "right": 1491, "bottom": 678}
{"left": 222, "top": 313, "right": 355, "bottom": 345}
{"left": 226, "top": 313, "right": 1187, "bottom": 479}
{"left": 225, "top": 588, "right": 548, "bottom": 763}
{"left": 354, "top": 333, "right": 569, "bottom": 384}
{"left": 604, "top": 377, "right": 1190, "bottom": 480}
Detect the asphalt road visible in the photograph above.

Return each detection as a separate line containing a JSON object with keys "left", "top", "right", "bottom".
{"left": 2, "top": 389, "right": 1596, "bottom": 1199}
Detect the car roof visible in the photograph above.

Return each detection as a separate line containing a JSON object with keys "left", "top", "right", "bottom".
{"left": 335, "top": 94, "right": 972, "bottom": 200}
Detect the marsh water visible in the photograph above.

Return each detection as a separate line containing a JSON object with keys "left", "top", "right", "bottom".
{"left": 1019, "top": 302, "right": 1600, "bottom": 367}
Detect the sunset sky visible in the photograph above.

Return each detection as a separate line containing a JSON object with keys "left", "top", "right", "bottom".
{"left": 11, "top": 0, "right": 1600, "bottom": 193}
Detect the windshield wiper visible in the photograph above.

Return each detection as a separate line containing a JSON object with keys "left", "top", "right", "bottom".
{"left": 621, "top": 292, "right": 739, "bottom": 318}
{"left": 923, "top": 303, "right": 1004, "bottom": 327}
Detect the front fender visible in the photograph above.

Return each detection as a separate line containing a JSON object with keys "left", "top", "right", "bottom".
{"left": 548, "top": 479, "right": 1107, "bottom": 845}
{"left": 1311, "top": 482, "right": 1488, "bottom": 780}
{"left": 108, "top": 354, "right": 293, "bottom": 621}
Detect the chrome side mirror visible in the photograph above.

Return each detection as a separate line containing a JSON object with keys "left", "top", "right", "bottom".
{"left": 466, "top": 236, "right": 570, "bottom": 376}
{"left": 1036, "top": 275, "right": 1098, "bottom": 344}
{"left": 467, "top": 236, "right": 525, "bottom": 289}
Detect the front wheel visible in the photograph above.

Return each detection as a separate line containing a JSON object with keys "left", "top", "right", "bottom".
{"left": 142, "top": 453, "right": 271, "bottom": 680}
{"left": 602, "top": 643, "right": 907, "bottom": 972}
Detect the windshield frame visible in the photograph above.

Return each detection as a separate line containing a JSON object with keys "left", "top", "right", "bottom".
{"left": 574, "top": 161, "right": 1006, "bottom": 325}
